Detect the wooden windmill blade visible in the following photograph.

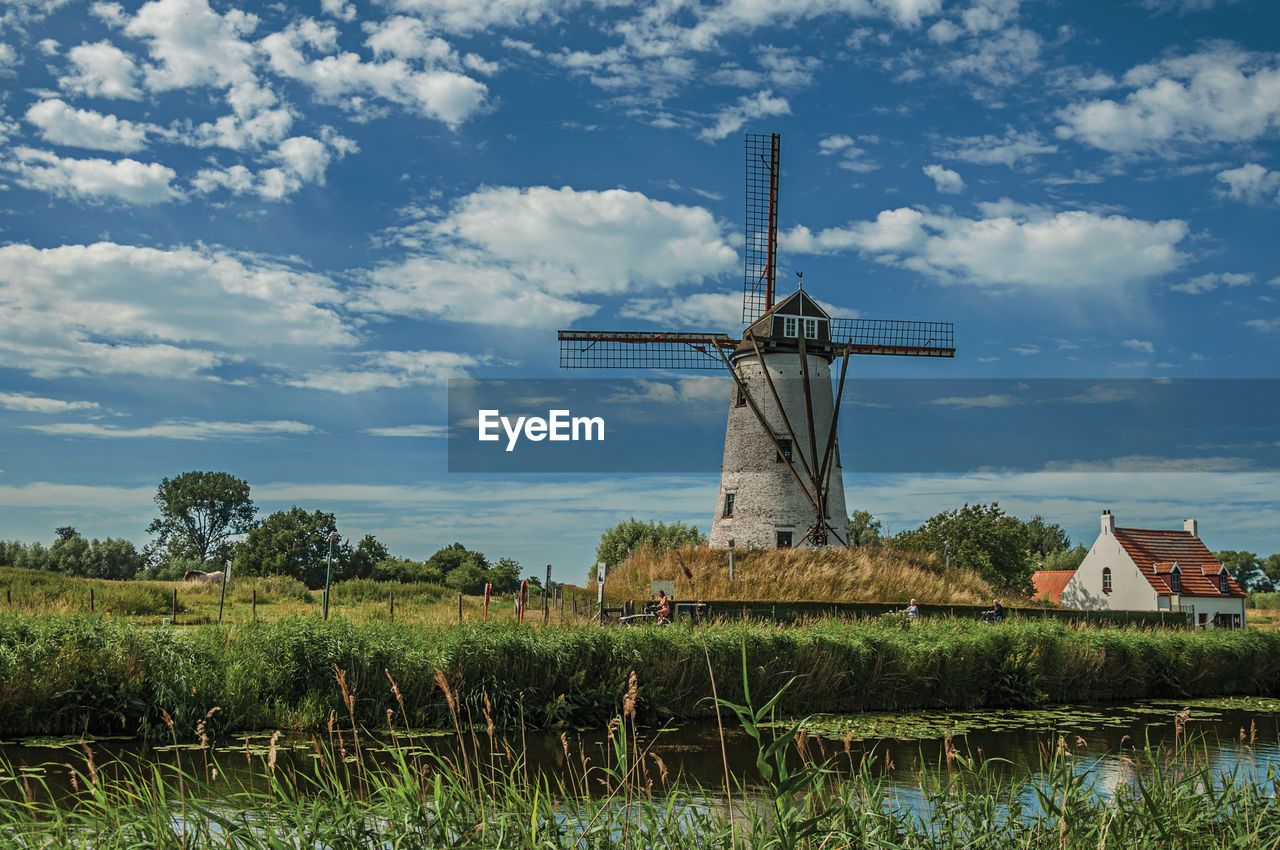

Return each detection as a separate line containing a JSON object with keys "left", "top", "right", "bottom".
{"left": 558, "top": 330, "right": 739, "bottom": 369}
{"left": 828, "top": 317, "right": 956, "bottom": 358}
{"left": 743, "top": 132, "right": 780, "bottom": 325}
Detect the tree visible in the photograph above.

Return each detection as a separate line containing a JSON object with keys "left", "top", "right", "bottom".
{"left": 1263, "top": 554, "right": 1280, "bottom": 586}
{"left": 894, "top": 502, "right": 1033, "bottom": 590}
{"left": 1039, "top": 544, "right": 1088, "bottom": 573}
{"left": 148, "top": 471, "right": 256, "bottom": 564}
{"left": 592, "top": 519, "right": 707, "bottom": 580}
{"left": 847, "top": 510, "right": 883, "bottom": 548}
{"left": 1023, "top": 515, "right": 1070, "bottom": 560}
{"left": 345, "top": 535, "right": 391, "bottom": 581}
{"left": 1216, "top": 550, "right": 1271, "bottom": 592}
{"left": 488, "top": 557, "right": 522, "bottom": 593}
{"left": 234, "top": 507, "right": 347, "bottom": 588}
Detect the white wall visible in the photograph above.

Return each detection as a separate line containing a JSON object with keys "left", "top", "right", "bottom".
{"left": 1061, "top": 521, "right": 1157, "bottom": 611}
{"left": 709, "top": 350, "right": 848, "bottom": 550}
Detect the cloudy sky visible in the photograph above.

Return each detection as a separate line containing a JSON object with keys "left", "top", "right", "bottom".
{"left": 1, "top": 0, "right": 1278, "bottom": 578}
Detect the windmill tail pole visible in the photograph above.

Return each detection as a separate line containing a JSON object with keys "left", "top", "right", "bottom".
{"left": 675, "top": 549, "right": 695, "bottom": 593}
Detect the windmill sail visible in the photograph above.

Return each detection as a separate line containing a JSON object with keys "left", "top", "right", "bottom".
{"left": 743, "top": 133, "right": 780, "bottom": 325}
{"left": 829, "top": 318, "right": 955, "bottom": 357}
{"left": 558, "top": 330, "right": 735, "bottom": 369}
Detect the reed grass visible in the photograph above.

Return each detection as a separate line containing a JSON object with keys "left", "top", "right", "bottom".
{"left": 1, "top": 661, "right": 1277, "bottom": 849}
{"left": 3, "top": 614, "right": 1280, "bottom": 740}
{"left": 603, "top": 545, "right": 1006, "bottom": 604}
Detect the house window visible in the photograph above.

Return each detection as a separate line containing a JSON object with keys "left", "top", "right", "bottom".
{"left": 803, "top": 317, "right": 819, "bottom": 339}
{"left": 775, "top": 438, "right": 792, "bottom": 463}
{"left": 776, "top": 531, "right": 793, "bottom": 549}
{"left": 783, "top": 317, "right": 798, "bottom": 337}
{"left": 735, "top": 384, "right": 747, "bottom": 407}
{"left": 1102, "top": 567, "right": 1112, "bottom": 593}
{"left": 723, "top": 493, "right": 735, "bottom": 517}
{"left": 1170, "top": 567, "right": 1181, "bottom": 594}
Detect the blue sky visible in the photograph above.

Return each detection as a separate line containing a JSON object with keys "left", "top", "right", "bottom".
{"left": 1, "top": 0, "right": 1279, "bottom": 579}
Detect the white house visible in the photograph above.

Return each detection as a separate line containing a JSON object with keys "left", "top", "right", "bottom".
{"left": 1044, "top": 511, "right": 1246, "bottom": 628}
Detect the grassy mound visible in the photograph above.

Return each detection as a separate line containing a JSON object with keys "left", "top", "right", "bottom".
{"left": 600, "top": 545, "right": 1007, "bottom": 604}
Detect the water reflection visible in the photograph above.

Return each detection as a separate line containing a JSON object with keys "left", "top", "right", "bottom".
{"left": 3, "top": 699, "right": 1279, "bottom": 802}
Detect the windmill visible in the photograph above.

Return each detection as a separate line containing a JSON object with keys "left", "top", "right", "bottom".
{"left": 558, "top": 133, "right": 955, "bottom": 549}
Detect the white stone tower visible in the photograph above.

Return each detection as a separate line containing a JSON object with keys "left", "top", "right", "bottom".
{"left": 710, "top": 290, "right": 848, "bottom": 549}
{"left": 556, "top": 132, "right": 954, "bottom": 549}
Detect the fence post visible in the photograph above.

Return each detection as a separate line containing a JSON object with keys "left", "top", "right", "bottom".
{"left": 458, "top": 593, "right": 463, "bottom": 623}
{"left": 172, "top": 587, "right": 177, "bottom": 625}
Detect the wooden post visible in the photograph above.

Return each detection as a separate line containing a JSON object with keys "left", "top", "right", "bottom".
{"left": 89, "top": 587, "right": 95, "bottom": 614}
{"left": 172, "top": 587, "right": 178, "bottom": 625}
{"left": 458, "top": 593, "right": 463, "bottom": 623}
{"left": 544, "top": 565, "right": 551, "bottom": 625}
{"left": 252, "top": 588, "right": 257, "bottom": 622}
{"left": 390, "top": 589, "right": 395, "bottom": 622}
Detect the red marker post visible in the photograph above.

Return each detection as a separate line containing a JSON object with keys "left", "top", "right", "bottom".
{"left": 483, "top": 583, "right": 492, "bottom": 620}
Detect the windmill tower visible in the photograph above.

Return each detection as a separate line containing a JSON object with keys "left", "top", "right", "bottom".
{"left": 558, "top": 133, "right": 955, "bottom": 549}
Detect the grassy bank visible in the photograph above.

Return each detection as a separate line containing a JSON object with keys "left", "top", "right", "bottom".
{"left": 2, "top": 614, "right": 1279, "bottom": 739}
{"left": 602, "top": 545, "right": 1010, "bottom": 604}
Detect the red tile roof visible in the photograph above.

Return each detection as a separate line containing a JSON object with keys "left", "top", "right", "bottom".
{"left": 1112, "top": 528, "right": 1244, "bottom": 598}
{"left": 1031, "top": 570, "right": 1075, "bottom": 604}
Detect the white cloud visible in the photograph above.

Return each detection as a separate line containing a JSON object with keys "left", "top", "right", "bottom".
{"left": 1056, "top": 46, "right": 1280, "bottom": 154}
{"left": 938, "top": 127, "right": 1058, "bottom": 168}
{"left": 818, "top": 134, "right": 854, "bottom": 154}
{"left": 60, "top": 40, "right": 142, "bottom": 100}
{"left": 1245, "top": 317, "right": 1280, "bottom": 333}
{"left": 1215, "top": 163, "right": 1280, "bottom": 204}
{"left": 619, "top": 291, "right": 744, "bottom": 329}
{"left": 1171, "top": 271, "right": 1253, "bottom": 294}
{"left": 357, "top": 186, "right": 736, "bottom": 328}
{"left": 0, "top": 392, "right": 100, "bottom": 413}
{"left": 123, "top": 0, "right": 259, "bottom": 91}
{"left": 26, "top": 419, "right": 314, "bottom": 440}
{"left": 192, "top": 133, "right": 353, "bottom": 199}
{"left": 0, "top": 241, "right": 353, "bottom": 379}
{"left": 25, "top": 99, "right": 153, "bottom": 153}
{"left": 0, "top": 42, "right": 16, "bottom": 69}
{"left": 1121, "top": 338, "right": 1155, "bottom": 354}
{"left": 929, "top": 393, "right": 1018, "bottom": 408}
{"left": 698, "top": 90, "right": 790, "bottom": 142}
{"left": 944, "top": 25, "right": 1042, "bottom": 87}
{"left": 363, "top": 424, "right": 449, "bottom": 437}
{"left": 923, "top": 163, "right": 964, "bottom": 193}
{"left": 780, "top": 204, "right": 1188, "bottom": 291}
{"left": 286, "top": 349, "right": 487, "bottom": 393}
{"left": 260, "top": 19, "right": 489, "bottom": 127}
{"left": 321, "top": 0, "right": 356, "bottom": 22}
{"left": 4, "top": 147, "right": 178, "bottom": 204}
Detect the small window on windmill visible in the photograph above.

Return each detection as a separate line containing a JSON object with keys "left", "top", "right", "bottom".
{"left": 735, "top": 383, "right": 747, "bottom": 407}
{"left": 776, "top": 438, "right": 792, "bottom": 463}
{"left": 783, "top": 316, "right": 798, "bottom": 337}
{"left": 776, "top": 530, "right": 793, "bottom": 549}
{"left": 723, "top": 492, "right": 735, "bottom": 517}
{"left": 803, "top": 318, "right": 818, "bottom": 339}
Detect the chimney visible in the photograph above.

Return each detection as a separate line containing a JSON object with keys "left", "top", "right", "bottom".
{"left": 1184, "top": 518, "right": 1198, "bottom": 537}
{"left": 1101, "top": 509, "right": 1114, "bottom": 535}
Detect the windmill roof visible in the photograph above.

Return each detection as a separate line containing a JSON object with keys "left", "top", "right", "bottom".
{"left": 1112, "top": 527, "right": 1244, "bottom": 597}
{"left": 1030, "top": 569, "right": 1074, "bottom": 605}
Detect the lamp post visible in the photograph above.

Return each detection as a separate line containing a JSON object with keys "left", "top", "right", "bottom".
{"left": 727, "top": 538, "right": 735, "bottom": 582}
{"left": 323, "top": 532, "right": 340, "bottom": 621}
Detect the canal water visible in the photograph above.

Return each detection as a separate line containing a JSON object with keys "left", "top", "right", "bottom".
{"left": 3, "top": 697, "right": 1279, "bottom": 798}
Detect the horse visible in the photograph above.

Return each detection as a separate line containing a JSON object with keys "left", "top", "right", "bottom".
{"left": 183, "top": 569, "right": 225, "bottom": 584}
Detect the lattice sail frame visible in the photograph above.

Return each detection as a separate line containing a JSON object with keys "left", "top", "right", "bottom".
{"left": 558, "top": 330, "right": 735, "bottom": 369}
{"left": 557, "top": 319, "right": 955, "bottom": 369}
{"left": 743, "top": 133, "right": 780, "bottom": 324}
